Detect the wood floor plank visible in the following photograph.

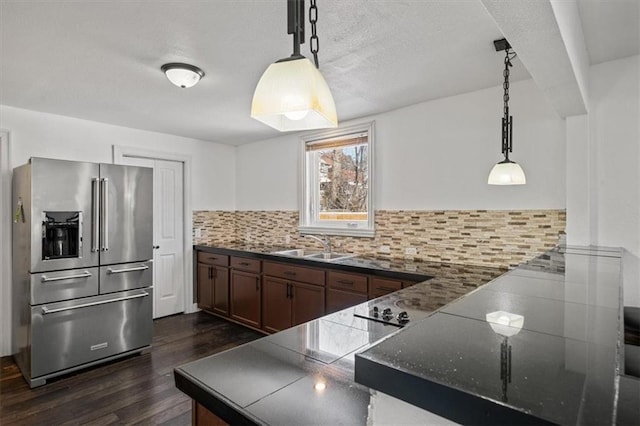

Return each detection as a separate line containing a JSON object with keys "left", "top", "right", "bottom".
{"left": 0, "top": 312, "right": 262, "bottom": 425}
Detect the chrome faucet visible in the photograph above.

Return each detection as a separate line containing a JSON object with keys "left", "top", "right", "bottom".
{"left": 305, "top": 234, "right": 332, "bottom": 253}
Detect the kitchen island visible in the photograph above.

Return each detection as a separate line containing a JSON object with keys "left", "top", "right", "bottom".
{"left": 175, "top": 246, "right": 633, "bottom": 425}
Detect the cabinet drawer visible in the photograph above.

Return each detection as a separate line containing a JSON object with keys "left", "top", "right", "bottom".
{"left": 263, "top": 261, "right": 325, "bottom": 286}
{"left": 327, "top": 271, "right": 368, "bottom": 294}
{"left": 197, "top": 251, "right": 229, "bottom": 267}
{"left": 230, "top": 256, "right": 261, "bottom": 273}
{"left": 326, "top": 288, "right": 368, "bottom": 314}
{"left": 402, "top": 280, "right": 420, "bottom": 288}
{"left": 369, "top": 277, "right": 402, "bottom": 298}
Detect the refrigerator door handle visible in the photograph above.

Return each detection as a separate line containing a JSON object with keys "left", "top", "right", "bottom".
{"left": 91, "top": 178, "right": 100, "bottom": 252}
{"left": 41, "top": 291, "right": 149, "bottom": 315}
{"left": 41, "top": 271, "right": 92, "bottom": 283}
{"left": 107, "top": 265, "right": 149, "bottom": 274}
{"left": 101, "top": 178, "right": 109, "bottom": 251}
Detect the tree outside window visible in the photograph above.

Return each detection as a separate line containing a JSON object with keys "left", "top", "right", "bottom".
{"left": 300, "top": 122, "right": 374, "bottom": 237}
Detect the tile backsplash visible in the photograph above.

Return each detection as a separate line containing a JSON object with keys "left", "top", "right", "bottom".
{"left": 193, "top": 209, "right": 566, "bottom": 268}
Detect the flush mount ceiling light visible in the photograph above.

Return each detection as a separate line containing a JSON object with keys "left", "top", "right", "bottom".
{"left": 161, "top": 63, "right": 204, "bottom": 89}
{"left": 488, "top": 39, "right": 526, "bottom": 185}
{"left": 251, "top": 0, "right": 337, "bottom": 132}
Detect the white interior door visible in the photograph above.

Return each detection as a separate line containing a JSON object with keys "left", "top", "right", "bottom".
{"left": 119, "top": 156, "right": 185, "bottom": 318}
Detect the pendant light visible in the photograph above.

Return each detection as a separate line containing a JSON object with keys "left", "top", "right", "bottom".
{"left": 161, "top": 63, "right": 204, "bottom": 89}
{"left": 488, "top": 39, "right": 526, "bottom": 185}
{"left": 251, "top": 0, "right": 337, "bottom": 132}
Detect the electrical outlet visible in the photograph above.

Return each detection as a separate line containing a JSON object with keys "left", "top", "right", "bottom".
{"left": 285, "top": 234, "right": 291, "bottom": 244}
{"left": 379, "top": 245, "right": 390, "bottom": 253}
{"left": 405, "top": 247, "right": 417, "bottom": 256}
{"left": 194, "top": 228, "right": 202, "bottom": 238}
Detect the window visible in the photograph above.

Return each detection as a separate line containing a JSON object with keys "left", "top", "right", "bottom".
{"left": 299, "top": 122, "right": 374, "bottom": 237}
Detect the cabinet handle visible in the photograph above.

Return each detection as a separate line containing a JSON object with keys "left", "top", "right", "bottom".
{"left": 337, "top": 279, "right": 354, "bottom": 285}
{"left": 283, "top": 271, "right": 296, "bottom": 277}
{"left": 208, "top": 267, "right": 212, "bottom": 279}
{"left": 289, "top": 284, "right": 294, "bottom": 299}
{"left": 256, "top": 280, "right": 259, "bottom": 291}
{"left": 377, "top": 286, "right": 397, "bottom": 292}
{"left": 240, "top": 261, "right": 250, "bottom": 266}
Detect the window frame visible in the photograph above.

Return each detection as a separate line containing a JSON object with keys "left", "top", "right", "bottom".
{"left": 298, "top": 121, "right": 375, "bottom": 237}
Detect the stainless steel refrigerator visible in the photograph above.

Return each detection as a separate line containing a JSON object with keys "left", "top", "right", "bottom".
{"left": 12, "top": 157, "right": 154, "bottom": 387}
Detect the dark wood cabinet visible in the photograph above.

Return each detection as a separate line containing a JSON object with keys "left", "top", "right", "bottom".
{"left": 369, "top": 276, "right": 402, "bottom": 299}
{"left": 262, "top": 276, "right": 292, "bottom": 333}
{"left": 230, "top": 269, "right": 261, "bottom": 329}
{"left": 291, "top": 281, "right": 325, "bottom": 326}
{"left": 196, "top": 253, "right": 230, "bottom": 315}
{"left": 195, "top": 248, "right": 425, "bottom": 333}
{"left": 326, "top": 288, "right": 368, "bottom": 314}
{"left": 326, "top": 270, "right": 368, "bottom": 314}
{"left": 262, "top": 261, "right": 325, "bottom": 333}
{"left": 197, "top": 262, "right": 214, "bottom": 312}
{"left": 212, "top": 266, "right": 230, "bottom": 316}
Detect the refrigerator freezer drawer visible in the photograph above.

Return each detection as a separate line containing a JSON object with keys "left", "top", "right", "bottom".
{"left": 99, "top": 261, "right": 153, "bottom": 294}
{"left": 30, "top": 288, "right": 152, "bottom": 378}
{"left": 30, "top": 267, "right": 99, "bottom": 305}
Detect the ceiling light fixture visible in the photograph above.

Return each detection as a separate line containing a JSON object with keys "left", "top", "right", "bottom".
{"left": 488, "top": 39, "right": 526, "bottom": 185}
{"left": 161, "top": 63, "right": 205, "bottom": 89}
{"left": 251, "top": 0, "right": 337, "bottom": 132}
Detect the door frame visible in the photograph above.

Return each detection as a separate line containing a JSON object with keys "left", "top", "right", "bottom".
{"left": 1, "top": 130, "right": 12, "bottom": 356}
{"left": 112, "top": 145, "right": 196, "bottom": 314}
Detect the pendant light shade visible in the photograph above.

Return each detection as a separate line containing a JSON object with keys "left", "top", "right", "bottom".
{"left": 251, "top": 57, "right": 337, "bottom": 131}
{"left": 161, "top": 63, "right": 204, "bottom": 89}
{"left": 251, "top": 0, "right": 338, "bottom": 132}
{"left": 488, "top": 160, "right": 526, "bottom": 185}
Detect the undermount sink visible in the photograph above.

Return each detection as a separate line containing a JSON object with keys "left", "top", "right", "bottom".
{"left": 304, "top": 252, "right": 355, "bottom": 262}
{"left": 272, "top": 249, "right": 318, "bottom": 257}
{"left": 271, "top": 249, "right": 355, "bottom": 262}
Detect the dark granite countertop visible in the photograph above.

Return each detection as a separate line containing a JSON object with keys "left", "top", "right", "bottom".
{"left": 195, "top": 242, "right": 506, "bottom": 286}
{"left": 176, "top": 246, "right": 628, "bottom": 425}
{"left": 355, "top": 246, "right": 626, "bottom": 425}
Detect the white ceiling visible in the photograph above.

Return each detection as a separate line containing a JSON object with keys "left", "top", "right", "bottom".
{"left": 0, "top": 0, "right": 638, "bottom": 146}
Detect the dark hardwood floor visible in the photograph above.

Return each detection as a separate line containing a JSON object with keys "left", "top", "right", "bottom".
{"left": 0, "top": 312, "right": 263, "bottom": 425}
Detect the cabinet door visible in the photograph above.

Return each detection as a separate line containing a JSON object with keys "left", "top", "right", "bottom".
{"left": 197, "top": 263, "right": 213, "bottom": 312}
{"left": 326, "top": 288, "right": 367, "bottom": 314}
{"left": 262, "top": 276, "right": 292, "bottom": 333}
{"left": 212, "top": 266, "right": 230, "bottom": 316}
{"left": 291, "top": 282, "right": 325, "bottom": 327}
{"left": 230, "top": 270, "right": 261, "bottom": 328}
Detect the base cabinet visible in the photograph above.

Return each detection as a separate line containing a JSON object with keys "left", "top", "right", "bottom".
{"left": 263, "top": 276, "right": 325, "bottom": 333}
{"left": 326, "top": 288, "right": 368, "bottom": 314}
{"left": 230, "top": 270, "right": 261, "bottom": 329}
{"left": 212, "top": 266, "right": 230, "bottom": 316}
{"left": 196, "top": 253, "right": 230, "bottom": 316}
{"left": 197, "top": 264, "right": 229, "bottom": 315}
{"left": 197, "top": 263, "right": 214, "bottom": 312}
{"left": 262, "top": 277, "right": 292, "bottom": 333}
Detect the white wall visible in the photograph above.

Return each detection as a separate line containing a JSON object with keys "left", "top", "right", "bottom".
{"left": 236, "top": 78, "right": 567, "bottom": 211}
{"left": 588, "top": 55, "right": 640, "bottom": 306}
{"left": 0, "top": 105, "right": 237, "bottom": 356}
{"left": 0, "top": 105, "right": 237, "bottom": 210}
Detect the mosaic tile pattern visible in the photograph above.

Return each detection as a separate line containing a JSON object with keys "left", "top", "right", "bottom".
{"left": 192, "top": 209, "right": 566, "bottom": 268}
{"left": 192, "top": 210, "right": 236, "bottom": 245}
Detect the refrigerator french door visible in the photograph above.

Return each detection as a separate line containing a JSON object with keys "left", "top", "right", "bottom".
{"left": 12, "top": 157, "right": 154, "bottom": 387}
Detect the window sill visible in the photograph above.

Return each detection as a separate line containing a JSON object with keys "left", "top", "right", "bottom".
{"left": 298, "top": 226, "right": 375, "bottom": 238}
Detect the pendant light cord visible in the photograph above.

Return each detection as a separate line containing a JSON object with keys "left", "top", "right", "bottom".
{"left": 309, "top": 0, "right": 320, "bottom": 68}
{"left": 501, "top": 48, "right": 517, "bottom": 159}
